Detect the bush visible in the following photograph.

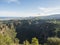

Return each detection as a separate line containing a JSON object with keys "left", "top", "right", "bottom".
{"left": 47, "top": 37, "right": 60, "bottom": 45}
{"left": 23, "top": 40, "right": 30, "bottom": 45}
{"left": 32, "top": 37, "right": 39, "bottom": 45}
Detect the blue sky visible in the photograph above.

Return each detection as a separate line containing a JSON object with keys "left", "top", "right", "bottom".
{"left": 0, "top": 0, "right": 60, "bottom": 17}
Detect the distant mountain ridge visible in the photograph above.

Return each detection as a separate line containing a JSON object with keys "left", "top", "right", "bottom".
{"left": 40, "top": 14, "right": 60, "bottom": 19}
{"left": 0, "top": 14, "right": 60, "bottom": 20}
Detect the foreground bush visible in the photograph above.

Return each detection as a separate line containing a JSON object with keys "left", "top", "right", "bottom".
{"left": 0, "top": 34, "right": 14, "bottom": 45}
{"left": 0, "top": 23, "right": 19, "bottom": 45}
{"left": 47, "top": 37, "right": 60, "bottom": 45}
{"left": 32, "top": 37, "right": 39, "bottom": 45}
{"left": 23, "top": 40, "right": 30, "bottom": 45}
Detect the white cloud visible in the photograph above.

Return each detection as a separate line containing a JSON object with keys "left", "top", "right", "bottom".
{"left": 3, "top": 0, "right": 20, "bottom": 4}
{"left": 38, "top": 7, "right": 60, "bottom": 16}
{"left": 0, "top": 7, "right": 60, "bottom": 17}
{"left": 0, "top": 11, "right": 38, "bottom": 17}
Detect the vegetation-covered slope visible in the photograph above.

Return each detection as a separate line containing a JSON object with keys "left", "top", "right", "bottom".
{"left": 0, "top": 19, "right": 60, "bottom": 45}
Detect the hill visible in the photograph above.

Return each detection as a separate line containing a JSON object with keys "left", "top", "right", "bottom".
{"left": 0, "top": 14, "right": 60, "bottom": 20}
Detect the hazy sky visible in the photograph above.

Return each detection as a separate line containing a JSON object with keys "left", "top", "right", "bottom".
{"left": 0, "top": 0, "right": 60, "bottom": 17}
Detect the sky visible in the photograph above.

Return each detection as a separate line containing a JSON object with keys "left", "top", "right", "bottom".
{"left": 0, "top": 0, "right": 60, "bottom": 17}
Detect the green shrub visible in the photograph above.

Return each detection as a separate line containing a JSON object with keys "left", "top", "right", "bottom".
{"left": 47, "top": 37, "right": 60, "bottom": 45}
{"left": 32, "top": 37, "right": 39, "bottom": 45}
{"left": 23, "top": 40, "right": 30, "bottom": 45}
